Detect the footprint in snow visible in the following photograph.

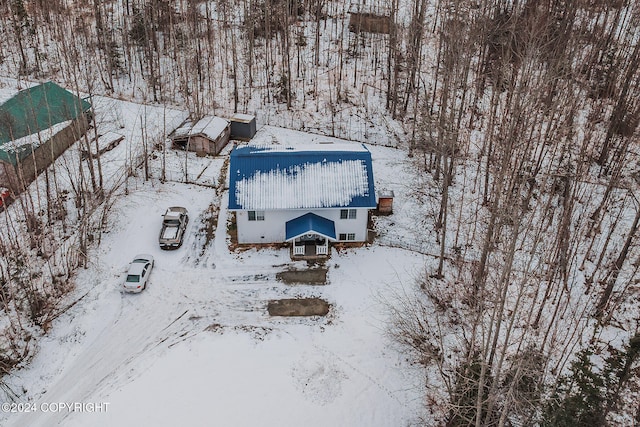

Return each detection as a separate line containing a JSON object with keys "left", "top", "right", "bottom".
{"left": 291, "top": 354, "right": 348, "bottom": 405}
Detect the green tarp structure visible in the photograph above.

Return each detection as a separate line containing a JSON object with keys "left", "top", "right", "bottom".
{"left": 0, "top": 82, "right": 91, "bottom": 165}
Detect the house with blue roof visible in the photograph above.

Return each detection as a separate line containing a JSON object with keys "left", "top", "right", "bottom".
{"left": 228, "top": 143, "right": 376, "bottom": 257}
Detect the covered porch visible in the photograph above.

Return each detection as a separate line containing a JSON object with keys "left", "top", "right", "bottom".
{"left": 286, "top": 213, "right": 336, "bottom": 258}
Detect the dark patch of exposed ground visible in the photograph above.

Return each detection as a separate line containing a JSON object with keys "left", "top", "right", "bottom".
{"left": 268, "top": 298, "right": 330, "bottom": 316}
{"left": 276, "top": 268, "right": 327, "bottom": 285}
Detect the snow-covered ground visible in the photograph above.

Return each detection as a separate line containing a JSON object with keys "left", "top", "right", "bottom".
{"left": 1, "top": 107, "right": 428, "bottom": 425}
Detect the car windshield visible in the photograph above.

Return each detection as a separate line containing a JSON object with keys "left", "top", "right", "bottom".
{"left": 126, "top": 274, "right": 140, "bottom": 283}
{"left": 165, "top": 219, "right": 180, "bottom": 225}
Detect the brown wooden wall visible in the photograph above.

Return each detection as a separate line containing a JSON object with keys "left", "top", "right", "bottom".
{"left": 0, "top": 115, "right": 89, "bottom": 192}
{"left": 348, "top": 13, "right": 392, "bottom": 34}
{"left": 177, "top": 124, "right": 231, "bottom": 155}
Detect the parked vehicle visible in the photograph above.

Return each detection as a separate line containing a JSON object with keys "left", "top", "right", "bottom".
{"left": 0, "top": 188, "right": 12, "bottom": 209}
{"left": 159, "top": 207, "right": 189, "bottom": 249}
{"left": 123, "top": 254, "right": 154, "bottom": 293}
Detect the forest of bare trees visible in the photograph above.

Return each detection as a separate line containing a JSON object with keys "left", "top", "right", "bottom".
{"left": 2, "top": 0, "right": 640, "bottom": 425}
{"left": 389, "top": 1, "right": 640, "bottom": 425}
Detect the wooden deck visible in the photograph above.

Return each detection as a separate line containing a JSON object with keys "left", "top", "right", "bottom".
{"left": 290, "top": 242, "right": 330, "bottom": 260}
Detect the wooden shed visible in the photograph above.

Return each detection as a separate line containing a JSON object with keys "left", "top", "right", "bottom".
{"left": 171, "top": 116, "right": 231, "bottom": 155}
{"left": 0, "top": 82, "right": 91, "bottom": 192}
{"left": 377, "top": 190, "right": 394, "bottom": 215}
{"left": 347, "top": 3, "right": 393, "bottom": 34}
{"left": 349, "top": 10, "right": 392, "bottom": 34}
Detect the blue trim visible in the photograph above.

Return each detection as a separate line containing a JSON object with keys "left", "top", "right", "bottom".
{"left": 285, "top": 213, "right": 336, "bottom": 241}
{"left": 228, "top": 144, "right": 376, "bottom": 210}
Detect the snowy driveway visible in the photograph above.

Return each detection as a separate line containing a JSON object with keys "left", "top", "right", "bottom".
{"left": 3, "top": 177, "right": 425, "bottom": 427}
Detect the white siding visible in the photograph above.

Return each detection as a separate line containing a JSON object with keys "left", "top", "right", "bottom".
{"left": 235, "top": 208, "right": 370, "bottom": 244}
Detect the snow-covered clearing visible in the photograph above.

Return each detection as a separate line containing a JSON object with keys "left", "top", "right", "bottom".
{"left": 0, "top": 95, "right": 427, "bottom": 425}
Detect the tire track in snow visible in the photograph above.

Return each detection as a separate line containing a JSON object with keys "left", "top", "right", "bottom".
{"left": 7, "top": 291, "right": 195, "bottom": 427}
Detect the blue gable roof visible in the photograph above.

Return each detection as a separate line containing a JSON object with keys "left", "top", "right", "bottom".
{"left": 285, "top": 213, "right": 336, "bottom": 240}
{"left": 228, "top": 144, "right": 376, "bottom": 210}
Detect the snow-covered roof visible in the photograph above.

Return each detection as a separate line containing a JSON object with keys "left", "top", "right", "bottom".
{"left": 0, "top": 120, "right": 71, "bottom": 163}
{"left": 231, "top": 113, "right": 255, "bottom": 122}
{"left": 128, "top": 261, "right": 146, "bottom": 276}
{"left": 228, "top": 143, "right": 376, "bottom": 210}
{"left": 243, "top": 142, "right": 368, "bottom": 153}
{"left": 172, "top": 116, "right": 229, "bottom": 140}
{"left": 164, "top": 206, "right": 186, "bottom": 220}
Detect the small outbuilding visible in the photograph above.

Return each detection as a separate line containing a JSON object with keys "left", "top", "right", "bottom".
{"left": 171, "top": 116, "right": 231, "bottom": 155}
{"left": 348, "top": 5, "right": 392, "bottom": 34}
{"left": 230, "top": 114, "right": 257, "bottom": 141}
{"left": 0, "top": 82, "right": 92, "bottom": 192}
{"left": 377, "top": 190, "right": 394, "bottom": 214}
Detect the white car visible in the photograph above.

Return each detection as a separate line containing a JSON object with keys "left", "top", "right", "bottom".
{"left": 123, "top": 254, "right": 154, "bottom": 293}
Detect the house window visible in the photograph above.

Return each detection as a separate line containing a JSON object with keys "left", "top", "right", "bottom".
{"left": 339, "top": 233, "right": 356, "bottom": 241}
{"left": 248, "top": 211, "right": 265, "bottom": 221}
{"left": 340, "top": 209, "right": 357, "bottom": 219}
